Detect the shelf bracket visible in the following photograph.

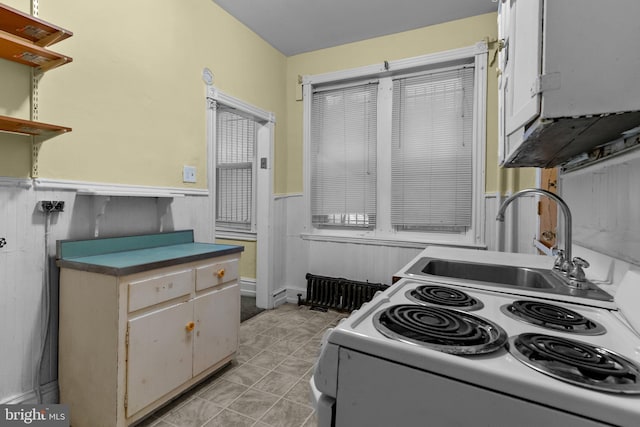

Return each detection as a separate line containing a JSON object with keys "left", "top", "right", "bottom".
{"left": 93, "top": 196, "right": 111, "bottom": 238}
{"left": 31, "top": 139, "right": 42, "bottom": 177}
{"left": 157, "top": 198, "right": 174, "bottom": 232}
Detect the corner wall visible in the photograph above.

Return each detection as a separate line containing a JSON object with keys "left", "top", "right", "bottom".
{"left": 0, "top": 0, "right": 285, "bottom": 403}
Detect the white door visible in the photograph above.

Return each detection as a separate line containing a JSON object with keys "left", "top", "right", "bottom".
{"left": 127, "top": 302, "right": 194, "bottom": 416}
{"left": 192, "top": 282, "right": 240, "bottom": 375}
{"left": 503, "top": 0, "right": 543, "bottom": 136}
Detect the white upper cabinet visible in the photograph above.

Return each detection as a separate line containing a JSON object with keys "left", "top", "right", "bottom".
{"left": 498, "top": 0, "right": 640, "bottom": 168}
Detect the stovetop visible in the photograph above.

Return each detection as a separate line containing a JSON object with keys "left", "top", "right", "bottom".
{"left": 320, "top": 279, "right": 640, "bottom": 425}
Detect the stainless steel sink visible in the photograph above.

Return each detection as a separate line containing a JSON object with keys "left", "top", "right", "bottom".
{"left": 404, "top": 257, "right": 613, "bottom": 302}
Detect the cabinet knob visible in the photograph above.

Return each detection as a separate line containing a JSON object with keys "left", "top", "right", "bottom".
{"left": 186, "top": 321, "right": 195, "bottom": 332}
{"left": 216, "top": 268, "right": 225, "bottom": 279}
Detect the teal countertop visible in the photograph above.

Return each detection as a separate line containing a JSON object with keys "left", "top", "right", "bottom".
{"left": 56, "top": 230, "right": 243, "bottom": 276}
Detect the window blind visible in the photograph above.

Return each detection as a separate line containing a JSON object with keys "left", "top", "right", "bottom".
{"left": 391, "top": 67, "right": 474, "bottom": 231}
{"left": 310, "top": 83, "right": 378, "bottom": 228}
{"left": 216, "top": 108, "right": 256, "bottom": 230}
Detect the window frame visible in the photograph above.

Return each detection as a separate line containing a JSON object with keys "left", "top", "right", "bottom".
{"left": 209, "top": 87, "right": 274, "bottom": 240}
{"left": 302, "top": 43, "right": 488, "bottom": 248}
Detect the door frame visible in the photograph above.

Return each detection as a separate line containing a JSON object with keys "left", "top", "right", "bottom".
{"left": 206, "top": 86, "right": 276, "bottom": 309}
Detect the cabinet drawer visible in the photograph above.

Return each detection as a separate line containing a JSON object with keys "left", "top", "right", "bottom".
{"left": 195, "top": 259, "right": 238, "bottom": 291}
{"left": 128, "top": 269, "right": 193, "bottom": 312}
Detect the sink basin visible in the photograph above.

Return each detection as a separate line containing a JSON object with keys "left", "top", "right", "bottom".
{"left": 421, "top": 259, "right": 553, "bottom": 289}
{"left": 404, "top": 257, "right": 613, "bottom": 302}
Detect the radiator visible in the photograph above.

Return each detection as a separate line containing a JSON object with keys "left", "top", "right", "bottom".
{"left": 298, "top": 273, "right": 389, "bottom": 312}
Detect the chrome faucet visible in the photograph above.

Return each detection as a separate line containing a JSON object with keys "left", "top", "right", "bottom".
{"left": 496, "top": 188, "right": 589, "bottom": 286}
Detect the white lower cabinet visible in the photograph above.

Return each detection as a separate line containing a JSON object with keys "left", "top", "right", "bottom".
{"left": 127, "top": 301, "right": 194, "bottom": 416}
{"left": 58, "top": 254, "right": 241, "bottom": 427}
{"left": 193, "top": 283, "right": 240, "bottom": 376}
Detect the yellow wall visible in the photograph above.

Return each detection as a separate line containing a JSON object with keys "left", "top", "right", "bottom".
{"left": 216, "top": 239, "right": 256, "bottom": 279}
{"left": 0, "top": 5, "right": 538, "bottom": 280}
{"left": 1, "top": 5, "right": 534, "bottom": 193}
{"left": 284, "top": 12, "right": 535, "bottom": 195}
{"left": 0, "top": 0, "right": 287, "bottom": 189}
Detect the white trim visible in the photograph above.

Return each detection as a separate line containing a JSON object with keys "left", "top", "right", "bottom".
{"left": 534, "top": 239, "right": 555, "bottom": 256}
{"left": 473, "top": 46, "right": 488, "bottom": 246}
{"left": 273, "top": 287, "right": 288, "bottom": 307}
{"left": 0, "top": 177, "right": 32, "bottom": 188}
{"left": 256, "top": 121, "right": 276, "bottom": 309}
{"left": 300, "top": 232, "right": 486, "bottom": 250}
{"left": 208, "top": 85, "right": 276, "bottom": 309}
{"left": 32, "top": 178, "right": 208, "bottom": 197}
{"left": 274, "top": 192, "right": 303, "bottom": 200}
{"left": 0, "top": 381, "right": 58, "bottom": 404}
{"left": 303, "top": 43, "right": 488, "bottom": 86}
{"left": 207, "top": 87, "right": 275, "bottom": 124}
{"left": 240, "top": 277, "right": 256, "bottom": 297}
{"left": 206, "top": 91, "right": 216, "bottom": 243}
{"left": 302, "top": 82, "right": 312, "bottom": 234}
{"left": 216, "top": 230, "right": 257, "bottom": 242}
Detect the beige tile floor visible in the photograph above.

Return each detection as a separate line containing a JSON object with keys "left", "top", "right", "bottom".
{"left": 136, "top": 303, "right": 345, "bottom": 427}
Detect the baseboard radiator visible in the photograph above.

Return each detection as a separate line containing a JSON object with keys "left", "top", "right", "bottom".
{"left": 298, "top": 273, "right": 389, "bottom": 312}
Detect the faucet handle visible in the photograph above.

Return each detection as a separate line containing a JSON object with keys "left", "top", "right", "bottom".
{"left": 553, "top": 249, "right": 565, "bottom": 270}
{"left": 569, "top": 257, "right": 590, "bottom": 281}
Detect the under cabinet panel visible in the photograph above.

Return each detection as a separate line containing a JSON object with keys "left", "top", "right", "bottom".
{"left": 128, "top": 269, "right": 193, "bottom": 312}
{"left": 192, "top": 282, "right": 240, "bottom": 376}
{"left": 127, "top": 302, "right": 194, "bottom": 416}
{"left": 195, "top": 259, "right": 239, "bottom": 291}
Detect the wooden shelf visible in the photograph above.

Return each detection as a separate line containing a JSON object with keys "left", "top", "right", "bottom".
{"left": 0, "top": 4, "right": 72, "bottom": 144}
{"left": 0, "top": 114, "right": 71, "bottom": 137}
{"left": 0, "top": 3, "right": 72, "bottom": 72}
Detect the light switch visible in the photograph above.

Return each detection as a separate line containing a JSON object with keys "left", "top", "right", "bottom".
{"left": 183, "top": 165, "right": 197, "bottom": 183}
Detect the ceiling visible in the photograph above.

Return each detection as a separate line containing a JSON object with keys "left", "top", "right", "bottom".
{"left": 212, "top": 0, "right": 499, "bottom": 56}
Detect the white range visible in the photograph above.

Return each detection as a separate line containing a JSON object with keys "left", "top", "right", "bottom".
{"left": 311, "top": 248, "right": 640, "bottom": 427}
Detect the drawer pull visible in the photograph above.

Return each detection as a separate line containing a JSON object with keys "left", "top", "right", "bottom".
{"left": 216, "top": 268, "right": 225, "bottom": 279}
{"left": 185, "top": 321, "right": 195, "bottom": 332}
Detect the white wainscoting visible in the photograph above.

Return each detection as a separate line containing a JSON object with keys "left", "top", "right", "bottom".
{"left": 562, "top": 149, "right": 640, "bottom": 266}
{"left": 0, "top": 181, "right": 213, "bottom": 404}
{"left": 484, "top": 192, "right": 539, "bottom": 254}
{"left": 279, "top": 193, "right": 540, "bottom": 303}
{"left": 0, "top": 181, "right": 543, "bottom": 403}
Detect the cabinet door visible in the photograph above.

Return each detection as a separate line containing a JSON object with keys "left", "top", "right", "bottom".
{"left": 503, "top": 0, "right": 543, "bottom": 136}
{"left": 127, "top": 302, "right": 194, "bottom": 416}
{"left": 192, "top": 282, "right": 240, "bottom": 376}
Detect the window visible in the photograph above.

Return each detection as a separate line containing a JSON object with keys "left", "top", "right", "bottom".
{"left": 391, "top": 67, "right": 474, "bottom": 232}
{"left": 303, "top": 44, "right": 487, "bottom": 246}
{"left": 310, "top": 83, "right": 378, "bottom": 228}
{"left": 216, "top": 107, "right": 257, "bottom": 232}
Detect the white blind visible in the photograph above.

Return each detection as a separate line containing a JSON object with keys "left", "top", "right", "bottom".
{"left": 391, "top": 67, "right": 474, "bottom": 231}
{"left": 216, "top": 108, "right": 256, "bottom": 230}
{"left": 310, "top": 83, "right": 377, "bottom": 228}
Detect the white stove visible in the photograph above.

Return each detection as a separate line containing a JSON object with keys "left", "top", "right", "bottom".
{"left": 312, "top": 278, "right": 640, "bottom": 426}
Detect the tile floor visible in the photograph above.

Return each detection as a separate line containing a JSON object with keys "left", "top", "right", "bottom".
{"left": 136, "top": 303, "right": 345, "bottom": 427}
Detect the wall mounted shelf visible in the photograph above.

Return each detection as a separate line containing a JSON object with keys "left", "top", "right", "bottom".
{"left": 0, "top": 3, "right": 73, "bottom": 72}
{"left": 0, "top": 114, "right": 71, "bottom": 137}
{"left": 0, "top": 3, "right": 72, "bottom": 151}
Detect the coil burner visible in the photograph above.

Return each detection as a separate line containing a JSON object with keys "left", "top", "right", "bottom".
{"left": 373, "top": 304, "right": 507, "bottom": 355}
{"left": 509, "top": 333, "right": 640, "bottom": 394}
{"left": 501, "top": 300, "right": 606, "bottom": 335}
{"left": 406, "top": 284, "right": 484, "bottom": 311}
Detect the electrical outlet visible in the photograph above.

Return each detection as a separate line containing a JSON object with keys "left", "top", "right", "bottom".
{"left": 38, "top": 201, "right": 65, "bottom": 213}
{"left": 183, "top": 165, "right": 197, "bottom": 183}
